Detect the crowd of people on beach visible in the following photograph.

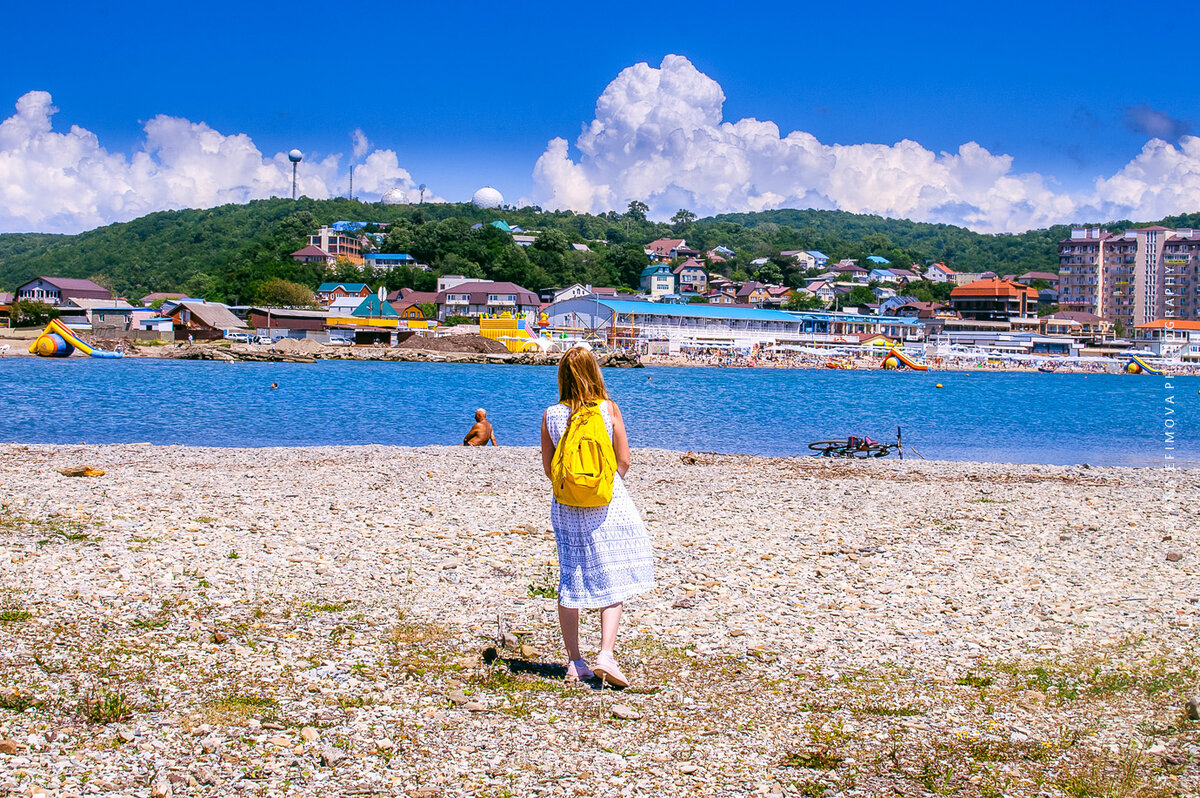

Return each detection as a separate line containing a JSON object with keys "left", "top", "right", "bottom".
{"left": 641, "top": 347, "right": 1200, "bottom": 375}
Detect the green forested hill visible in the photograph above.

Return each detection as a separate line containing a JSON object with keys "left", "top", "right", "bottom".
{"left": 2, "top": 198, "right": 1198, "bottom": 304}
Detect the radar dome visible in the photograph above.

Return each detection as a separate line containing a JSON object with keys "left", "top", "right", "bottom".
{"left": 472, "top": 186, "right": 504, "bottom": 208}
{"left": 288, "top": 149, "right": 304, "bottom": 163}
{"left": 381, "top": 187, "right": 407, "bottom": 205}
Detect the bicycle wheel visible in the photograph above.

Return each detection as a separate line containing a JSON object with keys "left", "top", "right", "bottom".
{"left": 808, "top": 440, "right": 847, "bottom": 456}
{"left": 857, "top": 444, "right": 892, "bottom": 458}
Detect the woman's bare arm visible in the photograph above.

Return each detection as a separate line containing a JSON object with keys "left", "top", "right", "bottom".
{"left": 540, "top": 413, "right": 554, "bottom": 479}
{"left": 609, "top": 400, "right": 631, "bottom": 478}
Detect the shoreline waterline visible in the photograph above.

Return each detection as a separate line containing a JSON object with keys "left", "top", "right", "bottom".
{"left": 1, "top": 358, "right": 1195, "bottom": 468}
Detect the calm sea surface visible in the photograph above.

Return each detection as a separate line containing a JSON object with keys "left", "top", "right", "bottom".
{"left": 0, "top": 358, "right": 1196, "bottom": 467}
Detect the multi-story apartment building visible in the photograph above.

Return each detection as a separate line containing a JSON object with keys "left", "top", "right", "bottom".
{"left": 1058, "top": 226, "right": 1200, "bottom": 329}
{"left": 1058, "top": 227, "right": 1106, "bottom": 316}
{"left": 307, "top": 226, "right": 364, "bottom": 264}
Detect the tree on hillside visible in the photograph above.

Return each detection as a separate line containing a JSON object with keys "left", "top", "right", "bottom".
{"left": 256, "top": 278, "right": 317, "bottom": 307}
{"left": 845, "top": 285, "right": 877, "bottom": 306}
{"left": 626, "top": 200, "right": 649, "bottom": 222}
{"left": 671, "top": 209, "right": 696, "bottom": 232}
{"left": 785, "top": 293, "right": 825, "bottom": 311}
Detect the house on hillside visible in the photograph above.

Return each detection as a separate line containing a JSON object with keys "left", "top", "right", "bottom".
{"left": 780, "top": 250, "right": 829, "bottom": 270}
{"left": 166, "top": 301, "right": 248, "bottom": 340}
{"left": 806, "top": 280, "right": 837, "bottom": 306}
{"left": 317, "top": 283, "right": 372, "bottom": 306}
{"left": 765, "top": 285, "right": 795, "bottom": 307}
{"left": 640, "top": 264, "right": 677, "bottom": 298}
{"left": 387, "top": 288, "right": 439, "bottom": 320}
{"left": 363, "top": 253, "right": 421, "bottom": 270}
{"left": 736, "top": 281, "right": 770, "bottom": 306}
{"left": 866, "top": 255, "right": 891, "bottom": 265}
{"left": 434, "top": 281, "right": 540, "bottom": 320}
{"left": 645, "top": 238, "right": 688, "bottom": 262}
{"left": 706, "top": 287, "right": 739, "bottom": 305}
{"left": 673, "top": 259, "right": 708, "bottom": 295}
{"left": 291, "top": 245, "right": 336, "bottom": 267}
{"left": 16, "top": 277, "right": 112, "bottom": 306}
{"left": 833, "top": 264, "right": 869, "bottom": 283}
{"left": 1019, "top": 271, "right": 1060, "bottom": 285}
{"left": 923, "top": 262, "right": 957, "bottom": 283}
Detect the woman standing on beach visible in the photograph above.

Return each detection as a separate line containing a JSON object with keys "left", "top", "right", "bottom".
{"left": 540, "top": 346, "right": 655, "bottom": 687}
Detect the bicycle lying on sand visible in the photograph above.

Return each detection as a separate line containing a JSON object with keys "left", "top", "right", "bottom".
{"left": 807, "top": 427, "right": 924, "bottom": 459}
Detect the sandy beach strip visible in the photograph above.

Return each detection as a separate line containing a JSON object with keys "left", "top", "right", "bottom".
{"left": 0, "top": 444, "right": 1197, "bottom": 796}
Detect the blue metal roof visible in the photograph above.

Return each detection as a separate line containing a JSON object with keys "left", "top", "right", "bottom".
{"left": 805, "top": 250, "right": 828, "bottom": 259}
{"left": 784, "top": 311, "right": 920, "bottom": 326}
{"left": 573, "top": 299, "right": 800, "bottom": 322}
{"left": 364, "top": 253, "right": 414, "bottom": 261}
{"left": 867, "top": 255, "right": 891, "bottom": 264}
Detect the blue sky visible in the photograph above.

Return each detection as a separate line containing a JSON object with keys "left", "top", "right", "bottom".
{"left": 3, "top": 0, "right": 1199, "bottom": 233}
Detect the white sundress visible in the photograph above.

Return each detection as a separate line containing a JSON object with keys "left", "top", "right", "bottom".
{"left": 545, "top": 401, "right": 656, "bottom": 609}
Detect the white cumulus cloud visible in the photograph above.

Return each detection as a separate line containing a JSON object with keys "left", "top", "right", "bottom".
{"left": 530, "top": 55, "right": 1200, "bottom": 233}
{"left": 0, "top": 91, "right": 439, "bottom": 234}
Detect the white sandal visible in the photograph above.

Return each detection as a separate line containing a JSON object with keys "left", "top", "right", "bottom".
{"left": 592, "top": 654, "right": 629, "bottom": 688}
{"left": 565, "top": 659, "right": 594, "bottom": 682}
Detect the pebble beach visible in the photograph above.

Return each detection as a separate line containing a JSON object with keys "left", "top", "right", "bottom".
{"left": 1, "top": 443, "right": 1198, "bottom": 797}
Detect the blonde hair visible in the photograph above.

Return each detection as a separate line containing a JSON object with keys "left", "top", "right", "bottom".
{"left": 557, "top": 346, "right": 608, "bottom": 413}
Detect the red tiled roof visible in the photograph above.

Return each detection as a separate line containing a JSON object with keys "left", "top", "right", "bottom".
{"left": 1134, "top": 319, "right": 1200, "bottom": 330}
{"left": 950, "top": 278, "right": 1037, "bottom": 299}
{"left": 646, "top": 238, "right": 685, "bottom": 256}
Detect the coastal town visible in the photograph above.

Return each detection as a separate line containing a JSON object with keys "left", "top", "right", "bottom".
{"left": 2, "top": 216, "right": 1198, "bottom": 373}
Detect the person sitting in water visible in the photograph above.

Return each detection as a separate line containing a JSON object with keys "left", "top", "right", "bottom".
{"left": 463, "top": 409, "right": 497, "bottom": 446}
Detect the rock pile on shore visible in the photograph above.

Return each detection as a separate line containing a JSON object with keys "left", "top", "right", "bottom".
{"left": 134, "top": 339, "right": 643, "bottom": 367}
{"left": 0, "top": 445, "right": 1195, "bottom": 796}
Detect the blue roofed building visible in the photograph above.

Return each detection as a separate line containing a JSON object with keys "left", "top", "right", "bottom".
{"left": 866, "top": 255, "right": 891, "bottom": 265}
{"left": 364, "top": 253, "right": 424, "bottom": 271}
{"left": 546, "top": 297, "right": 923, "bottom": 351}
{"left": 780, "top": 250, "right": 830, "bottom": 270}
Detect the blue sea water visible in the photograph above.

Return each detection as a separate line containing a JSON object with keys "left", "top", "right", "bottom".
{"left": 0, "top": 358, "right": 1196, "bottom": 467}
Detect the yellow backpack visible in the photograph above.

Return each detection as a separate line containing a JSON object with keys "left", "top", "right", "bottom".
{"left": 551, "top": 401, "right": 616, "bottom": 507}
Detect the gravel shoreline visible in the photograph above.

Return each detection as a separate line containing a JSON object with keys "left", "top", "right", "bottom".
{"left": 1, "top": 444, "right": 1197, "bottom": 796}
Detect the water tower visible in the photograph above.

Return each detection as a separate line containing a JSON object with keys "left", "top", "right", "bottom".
{"left": 288, "top": 149, "right": 303, "bottom": 200}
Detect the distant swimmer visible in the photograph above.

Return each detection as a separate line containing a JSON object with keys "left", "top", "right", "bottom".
{"left": 270, "top": 382, "right": 279, "bottom": 390}
{"left": 463, "top": 408, "right": 497, "bottom": 446}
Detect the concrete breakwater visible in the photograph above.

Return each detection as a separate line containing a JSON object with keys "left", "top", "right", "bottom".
{"left": 134, "top": 342, "right": 644, "bottom": 367}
